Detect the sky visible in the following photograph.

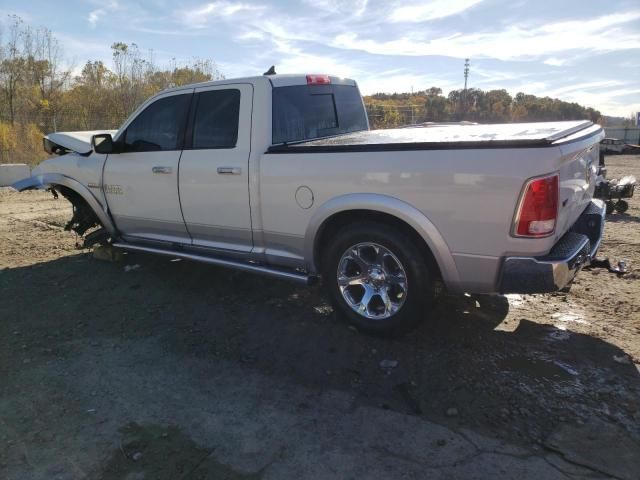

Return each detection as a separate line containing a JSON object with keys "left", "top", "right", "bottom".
{"left": 2, "top": 0, "right": 639, "bottom": 117}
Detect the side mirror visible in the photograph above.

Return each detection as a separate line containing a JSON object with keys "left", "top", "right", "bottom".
{"left": 92, "top": 133, "right": 114, "bottom": 154}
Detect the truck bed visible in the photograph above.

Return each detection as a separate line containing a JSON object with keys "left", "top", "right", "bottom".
{"left": 268, "top": 121, "right": 601, "bottom": 152}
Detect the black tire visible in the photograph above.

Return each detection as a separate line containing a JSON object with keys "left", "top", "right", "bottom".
{"left": 321, "top": 221, "right": 435, "bottom": 335}
{"left": 606, "top": 201, "right": 614, "bottom": 214}
{"left": 615, "top": 200, "right": 629, "bottom": 214}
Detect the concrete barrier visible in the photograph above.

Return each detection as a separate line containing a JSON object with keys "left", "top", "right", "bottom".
{"left": 0, "top": 164, "right": 31, "bottom": 187}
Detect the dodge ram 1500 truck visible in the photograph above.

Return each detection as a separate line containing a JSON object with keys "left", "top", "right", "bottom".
{"left": 14, "top": 73, "right": 606, "bottom": 334}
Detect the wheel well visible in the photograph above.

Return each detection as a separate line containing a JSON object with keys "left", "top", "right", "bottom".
{"left": 314, "top": 209, "right": 442, "bottom": 280}
{"left": 53, "top": 185, "right": 109, "bottom": 246}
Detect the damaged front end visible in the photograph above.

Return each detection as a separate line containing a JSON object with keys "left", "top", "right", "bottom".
{"left": 55, "top": 186, "right": 110, "bottom": 247}
{"left": 12, "top": 173, "right": 118, "bottom": 248}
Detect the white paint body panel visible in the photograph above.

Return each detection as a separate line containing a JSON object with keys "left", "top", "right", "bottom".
{"left": 179, "top": 83, "right": 254, "bottom": 252}
{"left": 103, "top": 89, "right": 194, "bottom": 243}
{"left": 103, "top": 149, "right": 189, "bottom": 242}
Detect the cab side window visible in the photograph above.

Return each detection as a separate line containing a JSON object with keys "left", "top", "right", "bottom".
{"left": 124, "top": 94, "right": 191, "bottom": 152}
{"left": 191, "top": 89, "right": 240, "bottom": 149}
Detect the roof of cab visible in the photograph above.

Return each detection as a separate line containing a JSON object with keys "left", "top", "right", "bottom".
{"left": 158, "top": 74, "right": 357, "bottom": 95}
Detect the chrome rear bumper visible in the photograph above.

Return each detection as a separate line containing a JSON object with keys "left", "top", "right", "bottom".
{"left": 499, "top": 199, "right": 606, "bottom": 293}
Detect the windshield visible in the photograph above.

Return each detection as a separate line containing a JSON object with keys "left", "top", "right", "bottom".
{"left": 272, "top": 84, "right": 368, "bottom": 144}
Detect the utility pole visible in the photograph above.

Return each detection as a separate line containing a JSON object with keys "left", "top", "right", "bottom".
{"left": 462, "top": 58, "right": 470, "bottom": 119}
{"left": 464, "top": 58, "right": 470, "bottom": 91}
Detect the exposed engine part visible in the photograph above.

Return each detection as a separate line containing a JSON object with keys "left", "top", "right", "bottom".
{"left": 55, "top": 186, "right": 109, "bottom": 248}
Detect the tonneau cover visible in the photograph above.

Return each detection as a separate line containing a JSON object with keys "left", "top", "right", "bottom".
{"left": 269, "top": 121, "right": 601, "bottom": 153}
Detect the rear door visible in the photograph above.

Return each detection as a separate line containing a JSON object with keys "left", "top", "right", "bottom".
{"left": 103, "top": 89, "right": 193, "bottom": 243}
{"left": 178, "top": 84, "right": 253, "bottom": 252}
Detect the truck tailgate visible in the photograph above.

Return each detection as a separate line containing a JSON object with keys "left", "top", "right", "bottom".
{"left": 552, "top": 123, "right": 604, "bottom": 240}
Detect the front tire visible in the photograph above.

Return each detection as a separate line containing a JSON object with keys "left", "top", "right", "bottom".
{"left": 321, "top": 222, "right": 435, "bottom": 335}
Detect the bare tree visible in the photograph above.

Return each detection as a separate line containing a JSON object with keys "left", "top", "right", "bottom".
{"left": 25, "top": 26, "right": 71, "bottom": 131}
{"left": 0, "top": 15, "right": 26, "bottom": 124}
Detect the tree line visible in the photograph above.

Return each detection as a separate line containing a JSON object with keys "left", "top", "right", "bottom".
{"left": 1, "top": 15, "right": 609, "bottom": 166}
{"left": 364, "top": 87, "right": 602, "bottom": 129}
{"left": 0, "top": 16, "right": 221, "bottom": 164}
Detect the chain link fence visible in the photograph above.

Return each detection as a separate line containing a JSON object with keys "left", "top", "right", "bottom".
{"left": 0, "top": 108, "right": 134, "bottom": 165}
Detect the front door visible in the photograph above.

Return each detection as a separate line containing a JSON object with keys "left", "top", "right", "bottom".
{"left": 178, "top": 84, "right": 253, "bottom": 252}
{"left": 103, "top": 89, "right": 193, "bottom": 243}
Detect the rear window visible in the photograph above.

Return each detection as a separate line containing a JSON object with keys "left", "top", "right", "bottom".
{"left": 272, "top": 84, "right": 368, "bottom": 144}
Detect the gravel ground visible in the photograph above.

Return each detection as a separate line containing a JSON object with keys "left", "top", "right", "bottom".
{"left": 1, "top": 155, "right": 639, "bottom": 479}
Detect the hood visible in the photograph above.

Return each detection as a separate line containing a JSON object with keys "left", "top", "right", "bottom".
{"left": 44, "top": 130, "right": 118, "bottom": 155}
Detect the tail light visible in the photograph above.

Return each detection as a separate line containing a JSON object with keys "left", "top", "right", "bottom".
{"left": 513, "top": 174, "right": 559, "bottom": 237}
{"left": 306, "top": 74, "right": 331, "bottom": 85}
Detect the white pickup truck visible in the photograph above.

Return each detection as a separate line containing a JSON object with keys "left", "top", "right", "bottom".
{"left": 14, "top": 73, "right": 605, "bottom": 334}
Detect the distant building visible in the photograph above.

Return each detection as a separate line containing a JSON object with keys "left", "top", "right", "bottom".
{"left": 636, "top": 112, "right": 640, "bottom": 126}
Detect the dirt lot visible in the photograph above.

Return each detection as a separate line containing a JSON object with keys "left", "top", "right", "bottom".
{"left": 1, "top": 155, "right": 639, "bottom": 479}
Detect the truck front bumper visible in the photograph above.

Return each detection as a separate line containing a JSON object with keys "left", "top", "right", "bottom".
{"left": 499, "top": 199, "right": 606, "bottom": 293}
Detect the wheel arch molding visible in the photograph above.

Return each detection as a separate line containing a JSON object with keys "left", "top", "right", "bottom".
{"left": 303, "top": 193, "right": 461, "bottom": 291}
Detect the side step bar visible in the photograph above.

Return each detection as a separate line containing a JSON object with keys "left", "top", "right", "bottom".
{"left": 111, "top": 242, "right": 315, "bottom": 285}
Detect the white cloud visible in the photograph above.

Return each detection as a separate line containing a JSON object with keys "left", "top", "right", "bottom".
{"left": 88, "top": 9, "right": 104, "bottom": 28}
{"left": 180, "top": 1, "right": 261, "bottom": 29}
{"left": 277, "top": 52, "right": 357, "bottom": 78}
{"left": 511, "top": 82, "right": 549, "bottom": 94}
{"left": 543, "top": 57, "right": 566, "bottom": 67}
{"left": 503, "top": 80, "right": 639, "bottom": 117}
{"left": 358, "top": 73, "right": 458, "bottom": 95}
{"left": 87, "top": 1, "right": 119, "bottom": 28}
{"left": 332, "top": 11, "right": 640, "bottom": 60}
{"left": 304, "top": 0, "right": 369, "bottom": 17}
{"left": 63, "top": 0, "right": 639, "bottom": 116}
{"left": 544, "top": 80, "right": 627, "bottom": 97}
{"left": 390, "top": 0, "right": 484, "bottom": 23}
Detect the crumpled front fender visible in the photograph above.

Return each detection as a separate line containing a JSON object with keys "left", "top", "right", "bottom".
{"left": 12, "top": 173, "right": 117, "bottom": 236}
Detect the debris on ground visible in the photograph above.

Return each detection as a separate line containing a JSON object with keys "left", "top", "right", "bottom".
{"left": 379, "top": 359, "right": 398, "bottom": 369}
{"left": 613, "top": 354, "right": 633, "bottom": 365}
{"left": 93, "top": 244, "right": 123, "bottom": 263}
{"left": 586, "top": 257, "right": 628, "bottom": 275}
{"left": 124, "top": 264, "right": 141, "bottom": 272}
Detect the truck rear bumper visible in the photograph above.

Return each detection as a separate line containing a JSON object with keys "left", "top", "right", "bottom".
{"left": 499, "top": 199, "right": 606, "bottom": 294}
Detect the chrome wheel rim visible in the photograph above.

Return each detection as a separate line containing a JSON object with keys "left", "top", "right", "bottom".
{"left": 337, "top": 242, "right": 408, "bottom": 320}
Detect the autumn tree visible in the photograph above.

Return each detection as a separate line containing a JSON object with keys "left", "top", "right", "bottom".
{"left": 0, "top": 15, "right": 26, "bottom": 125}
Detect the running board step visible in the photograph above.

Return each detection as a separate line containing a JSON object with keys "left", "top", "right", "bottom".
{"left": 111, "top": 242, "right": 315, "bottom": 285}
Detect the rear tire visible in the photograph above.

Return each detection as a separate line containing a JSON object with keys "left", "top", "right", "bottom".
{"left": 321, "top": 221, "right": 435, "bottom": 335}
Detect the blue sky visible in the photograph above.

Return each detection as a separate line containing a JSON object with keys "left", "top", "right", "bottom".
{"left": 2, "top": 0, "right": 639, "bottom": 116}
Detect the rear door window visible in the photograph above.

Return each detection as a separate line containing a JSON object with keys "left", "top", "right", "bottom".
{"left": 191, "top": 89, "right": 241, "bottom": 149}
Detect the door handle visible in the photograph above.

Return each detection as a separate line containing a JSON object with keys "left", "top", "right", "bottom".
{"left": 217, "top": 167, "right": 241, "bottom": 175}
{"left": 152, "top": 166, "right": 172, "bottom": 174}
